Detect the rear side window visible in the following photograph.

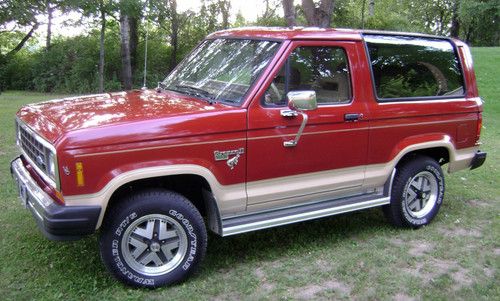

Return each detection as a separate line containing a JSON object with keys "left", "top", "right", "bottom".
{"left": 365, "top": 35, "right": 465, "bottom": 100}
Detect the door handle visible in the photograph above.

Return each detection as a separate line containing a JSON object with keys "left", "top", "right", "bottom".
{"left": 344, "top": 113, "right": 363, "bottom": 122}
{"left": 280, "top": 109, "right": 298, "bottom": 117}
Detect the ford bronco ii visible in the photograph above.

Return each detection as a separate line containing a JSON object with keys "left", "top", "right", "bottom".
{"left": 11, "top": 27, "right": 486, "bottom": 288}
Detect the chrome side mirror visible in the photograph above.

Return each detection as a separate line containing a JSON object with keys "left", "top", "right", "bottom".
{"left": 287, "top": 90, "right": 317, "bottom": 111}
{"left": 280, "top": 91, "right": 317, "bottom": 147}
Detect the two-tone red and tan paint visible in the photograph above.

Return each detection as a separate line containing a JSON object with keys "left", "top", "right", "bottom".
{"left": 16, "top": 27, "right": 483, "bottom": 228}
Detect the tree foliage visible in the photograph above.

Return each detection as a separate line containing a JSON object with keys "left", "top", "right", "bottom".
{"left": 459, "top": 0, "right": 500, "bottom": 45}
{"left": 0, "top": 0, "right": 498, "bottom": 93}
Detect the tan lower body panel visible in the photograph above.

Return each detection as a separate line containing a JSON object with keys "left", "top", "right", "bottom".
{"left": 64, "top": 142, "right": 477, "bottom": 230}
{"left": 244, "top": 144, "right": 478, "bottom": 215}
{"left": 448, "top": 146, "right": 478, "bottom": 172}
{"left": 246, "top": 165, "right": 365, "bottom": 211}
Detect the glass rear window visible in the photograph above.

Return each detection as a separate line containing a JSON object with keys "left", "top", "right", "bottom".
{"left": 365, "top": 35, "right": 465, "bottom": 100}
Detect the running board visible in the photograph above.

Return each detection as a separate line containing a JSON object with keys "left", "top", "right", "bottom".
{"left": 221, "top": 194, "right": 390, "bottom": 236}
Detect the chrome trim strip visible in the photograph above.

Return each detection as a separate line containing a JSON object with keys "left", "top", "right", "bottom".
{"left": 11, "top": 157, "right": 55, "bottom": 213}
{"left": 28, "top": 200, "right": 44, "bottom": 222}
{"left": 384, "top": 168, "right": 397, "bottom": 197}
{"left": 221, "top": 196, "right": 390, "bottom": 236}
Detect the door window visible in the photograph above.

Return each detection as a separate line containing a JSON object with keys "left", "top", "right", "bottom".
{"left": 264, "top": 46, "right": 352, "bottom": 106}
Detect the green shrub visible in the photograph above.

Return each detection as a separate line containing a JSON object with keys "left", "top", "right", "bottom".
{"left": 1, "top": 29, "right": 176, "bottom": 94}
{"left": 0, "top": 52, "right": 35, "bottom": 91}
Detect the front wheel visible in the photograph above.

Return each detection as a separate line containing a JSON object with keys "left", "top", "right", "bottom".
{"left": 383, "top": 156, "right": 445, "bottom": 228}
{"left": 99, "top": 189, "right": 207, "bottom": 288}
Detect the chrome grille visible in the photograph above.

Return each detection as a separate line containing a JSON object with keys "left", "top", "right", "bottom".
{"left": 17, "top": 122, "right": 51, "bottom": 177}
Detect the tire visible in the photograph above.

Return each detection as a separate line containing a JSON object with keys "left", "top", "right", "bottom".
{"left": 99, "top": 189, "right": 207, "bottom": 288}
{"left": 383, "top": 156, "right": 445, "bottom": 228}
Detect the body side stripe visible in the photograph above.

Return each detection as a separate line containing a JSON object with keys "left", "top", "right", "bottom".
{"left": 72, "top": 118, "right": 475, "bottom": 158}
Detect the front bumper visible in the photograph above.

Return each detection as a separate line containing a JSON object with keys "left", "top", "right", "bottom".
{"left": 10, "top": 157, "right": 101, "bottom": 241}
{"left": 470, "top": 151, "right": 487, "bottom": 170}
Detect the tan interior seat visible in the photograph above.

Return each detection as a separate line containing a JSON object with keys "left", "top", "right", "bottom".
{"left": 316, "top": 72, "right": 350, "bottom": 103}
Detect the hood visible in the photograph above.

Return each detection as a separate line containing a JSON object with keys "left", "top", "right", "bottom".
{"left": 17, "top": 89, "right": 242, "bottom": 145}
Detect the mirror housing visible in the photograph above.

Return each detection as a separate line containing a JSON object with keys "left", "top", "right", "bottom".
{"left": 287, "top": 91, "right": 317, "bottom": 111}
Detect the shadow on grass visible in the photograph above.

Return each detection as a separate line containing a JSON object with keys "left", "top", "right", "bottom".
{"left": 199, "top": 207, "right": 398, "bottom": 277}
{"left": 18, "top": 206, "right": 403, "bottom": 292}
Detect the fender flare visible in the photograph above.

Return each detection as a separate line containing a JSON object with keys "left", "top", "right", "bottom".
{"left": 64, "top": 164, "right": 246, "bottom": 229}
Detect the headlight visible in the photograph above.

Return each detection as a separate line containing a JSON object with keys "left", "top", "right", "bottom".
{"left": 15, "top": 120, "right": 21, "bottom": 146}
{"left": 47, "top": 152, "right": 57, "bottom": 179}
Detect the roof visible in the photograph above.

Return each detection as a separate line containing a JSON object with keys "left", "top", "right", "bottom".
{"left": 207, "top": 26, "right": 449, "bottom": 41}
{"left": 208, "top": 27, "right": 363, "bottom": 41}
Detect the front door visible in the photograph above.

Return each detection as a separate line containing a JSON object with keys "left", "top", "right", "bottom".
{"left": 246, "top": 40, "right": 370, "bottom": 211}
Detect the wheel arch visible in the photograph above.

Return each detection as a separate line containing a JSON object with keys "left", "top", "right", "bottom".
{"left": 64, "top": 164, "right": 242, "bottom": 234}
{"left": 384, "top": 134, "right": 458, "bottom": 174}
{"left": 387, "top": 134, "right": 476, "bottom": 174}
{"left": 104, "top": 173, "right": 223, "bottom": 235}
{"left": 396, "top": 146, "right": 450, "bottom": 168}
{"left": 370, "top": 136, "right": 454, "bottom": 194}
{"left": 106, "top": 174, "right": 207, "bottom": 212}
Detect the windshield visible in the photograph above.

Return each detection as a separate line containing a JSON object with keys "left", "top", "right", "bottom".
{"left": 162, "top": 39, "right": 280, "bottom": 105}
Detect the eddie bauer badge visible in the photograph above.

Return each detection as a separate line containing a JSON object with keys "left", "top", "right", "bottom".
{"left": 213, "top": 148, "right": 245, "bottom": 170}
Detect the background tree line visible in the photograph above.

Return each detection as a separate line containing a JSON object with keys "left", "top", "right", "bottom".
{"left": 0, "top": 0, "right": 498, "bottom": 94}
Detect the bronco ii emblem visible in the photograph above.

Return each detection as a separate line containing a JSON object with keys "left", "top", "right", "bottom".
{"left": 214, "top": 148, "right": 245, "bottom": 170}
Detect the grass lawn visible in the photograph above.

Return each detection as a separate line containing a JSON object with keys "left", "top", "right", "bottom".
{"left": 0, "top": 48, "right": 498, "bottom": 300}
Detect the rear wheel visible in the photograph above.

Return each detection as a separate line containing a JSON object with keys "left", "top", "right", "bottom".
{"left": 99, "top": 189, "right": 207, "bottom": 288}
{"left": 383, "top": 156, "right": 445, "bottom": 228}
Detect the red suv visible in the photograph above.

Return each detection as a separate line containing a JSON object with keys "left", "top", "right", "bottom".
{"left": 11, "top": 27, "right": 486, "bottom": 288}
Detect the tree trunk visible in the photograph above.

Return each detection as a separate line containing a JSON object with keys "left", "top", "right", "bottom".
{"left": 119, "top": 14, "right": 133, "bottom": 90}
{"left": 129, "top": 16, "right": 139, "bottom": 72}
{"left": 450, "top": 14, "right": 460, "bottom": 38}
{"left": 282, "top": 0, "right": 296, "bottom": 27}
{"left": 450, "top": 0, "right": 460, "bottom": 38}
{"left": 7, "top": 23, "right": 39, "bottom": 57}
{"left": 302, "top": 0, "right": 316, "bottom": 26}
{"left": 465, "top": 25, "right": 472, "bottom": 45}
{"left": 361, "top": 0, "right": 366, "bottom": 28}
{"left": 263, "top": 0, "right": 271, "bottom": 19}
{"left": 368, "top": 0, "right": 375, "bottom": 17}
{"left": 221, "top": 1, "right": 230, "bottom": 29}
{"left": 98, "top": 2, "right": 106, "bottom": 93}
{"left": 168, "top": 0, "right": 179, "bottom": 71}
{"left": 46, "top": 0, "right": 53, "bottom": 50}
{"left": 302, "top": 0, "right": 335, "bottom": 28}
{"left": 438, "top": 10, "right": 445, "bottom": 35}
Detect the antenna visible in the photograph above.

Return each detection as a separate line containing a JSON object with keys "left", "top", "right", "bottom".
{"left": 142, "top": 0, "right": 150, "bottom": 90}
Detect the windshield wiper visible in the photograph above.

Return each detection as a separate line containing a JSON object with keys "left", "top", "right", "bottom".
{"left": 157, "top": 82, "right": 216, "bottom": 105}
{"left": 174, "top": 84, "right": 216, "bottom": 104}
{"left": 156, "top": 81, "right": 168, "bottom": 92}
